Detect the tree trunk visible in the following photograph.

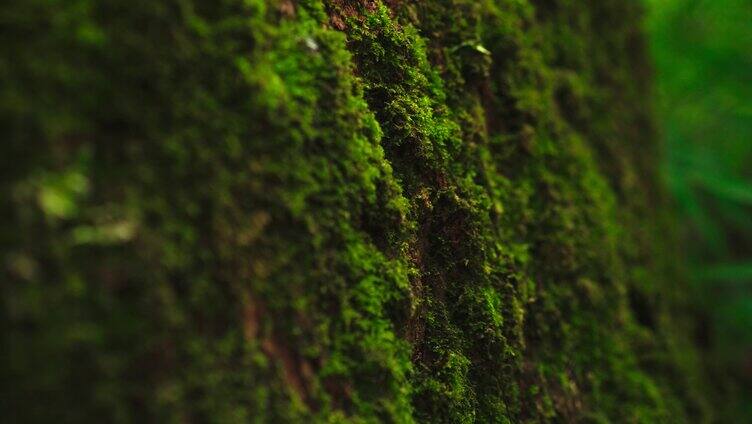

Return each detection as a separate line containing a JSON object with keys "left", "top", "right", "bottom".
{"left": 2, "top": 0, "right": 711, "bottom": 422}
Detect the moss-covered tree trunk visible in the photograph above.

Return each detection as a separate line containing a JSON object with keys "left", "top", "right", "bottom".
{"left": 2, "top": 0, "right": 711, "bottom": 422}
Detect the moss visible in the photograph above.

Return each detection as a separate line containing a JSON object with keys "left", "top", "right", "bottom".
{"left": 1, "top": 0, "right": 713, "bottom": 422}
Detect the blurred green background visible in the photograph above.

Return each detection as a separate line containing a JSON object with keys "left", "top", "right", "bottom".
{"left": 646, "top": 0, "right": 752, "bottom": 416}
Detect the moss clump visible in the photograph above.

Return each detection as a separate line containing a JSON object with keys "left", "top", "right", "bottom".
{"left": 2, "top": 0, "right": 712, "bottom": 422}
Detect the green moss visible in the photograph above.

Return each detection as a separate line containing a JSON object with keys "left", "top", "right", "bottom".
{"left": 1, "top": 0, "right": 714, "bottom": 422}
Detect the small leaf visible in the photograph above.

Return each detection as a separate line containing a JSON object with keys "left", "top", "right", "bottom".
{"left": 474, "top": 44, "right": 491, "bottom": 55}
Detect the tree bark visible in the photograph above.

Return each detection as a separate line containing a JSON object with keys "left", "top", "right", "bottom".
{"left": 1, "top": 0, "right": 711, "bottom": 422}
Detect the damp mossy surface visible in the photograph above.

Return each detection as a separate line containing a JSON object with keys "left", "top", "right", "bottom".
{"left": 1, "top": 0, "right": 713, "bottom": 422}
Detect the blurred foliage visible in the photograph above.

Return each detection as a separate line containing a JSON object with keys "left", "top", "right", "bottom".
{"left": 647, "top": 0, "right": 752, "bottom": 415}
